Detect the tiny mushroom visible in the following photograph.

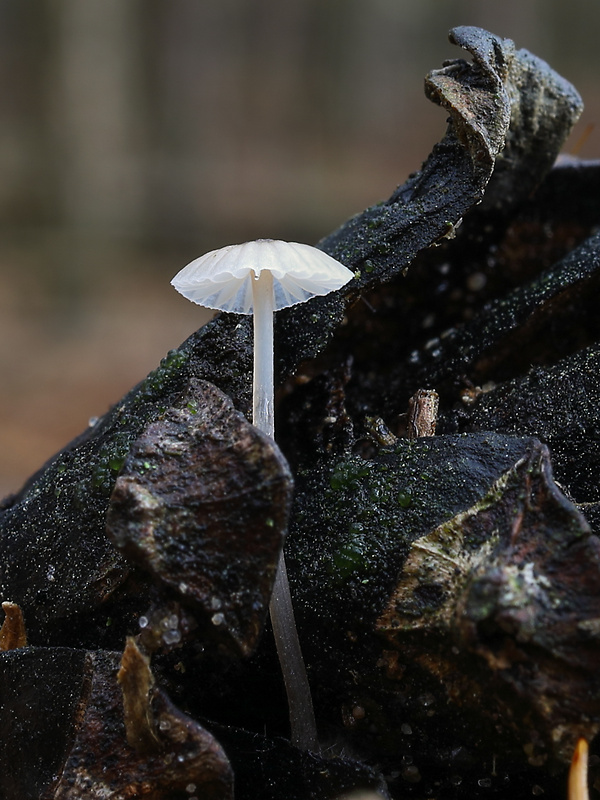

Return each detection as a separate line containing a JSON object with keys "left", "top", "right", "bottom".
{"left": 171, "top": 239, "right": 353, "bottom": 751}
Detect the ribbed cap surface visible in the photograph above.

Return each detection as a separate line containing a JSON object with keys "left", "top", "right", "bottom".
{"left": 171, "top": 239, "right": 353, "bottom": 314}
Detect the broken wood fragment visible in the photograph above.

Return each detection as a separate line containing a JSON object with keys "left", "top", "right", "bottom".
{"left": 0, "top": 602, "right": 27, "bottom": 651}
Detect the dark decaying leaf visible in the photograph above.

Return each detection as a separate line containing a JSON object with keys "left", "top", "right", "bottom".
{"left": 209, "top": 724, "right": 390, "bottom": 800}
{"left": 283, "top": 436, "right": 600, "bottom": 791}
{"left": 0, "top": 647, "right": 87, "bottom": 800}
{"left": 107, "top": 378, "right": 293, "bottom": 656}
{"left": 0, "top": 644, "right": 234, "bottom": 800}
{"left": 287, "top": 433, "right": 540, "bottom": 720}
{"left": 402, "top": 228, "right": 600, "bottom": 397}
{"left": 445, "top": 343, "right": 600, "bottom": 508}
{"left": 377, "top": 442, "right": 600, "bottom": 765}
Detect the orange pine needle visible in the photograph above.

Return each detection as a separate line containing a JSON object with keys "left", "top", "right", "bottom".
{"left": 569, "top": 738, "right": 589, "bottom": 800}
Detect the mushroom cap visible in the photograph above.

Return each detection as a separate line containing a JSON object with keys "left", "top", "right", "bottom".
{"left": 171, "top": 239, "right": 354, "bottom": 314}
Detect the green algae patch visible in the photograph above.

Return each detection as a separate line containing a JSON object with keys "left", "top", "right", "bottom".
{"left": 329, "top": 460, "right": 371, "bottom": 491}
{"left": 135, "top": 349, "right": 189, "bottom": 403}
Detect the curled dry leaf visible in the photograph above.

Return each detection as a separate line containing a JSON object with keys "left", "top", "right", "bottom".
{"left": 117, "top": 637, "right": 160, "bottom": 753}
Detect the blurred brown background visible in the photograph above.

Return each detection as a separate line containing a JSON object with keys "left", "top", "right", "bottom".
{"left": 1, "top": 0, "right": 599, "bottom": 496}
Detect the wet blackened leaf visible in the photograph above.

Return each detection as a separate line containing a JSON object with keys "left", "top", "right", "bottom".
{"left": 0, "top": 469, "right": 130, "bottom": 648}
{"left": 0, "top": 647, "right": 87, "bottom": 800}
{"left": 0, "top": 645, "right": 234, "bottom": 800}
{"left": 404, "top": 229, "right": 600, "bottom": 394}
{"left": 211, "top": 724, "right": 389, "bottom": 800}
{"left": 286, "top": 433, "right": 541, "bottom": 732}
{"left": 446, "top": 343, "right": 600, "bottom": 508}
{"left": 378, "top": 442, "right": 600, "bottom": 764}
{"left": 290, "top": 432, "right": 539, "bottom": 634}
{"left": 107, "top": 378, "right": 293, "bottom": 656}
{"left": 299, "top": 34, "right": 584, "bottom": 431}
{"left": 53, "top": 648, "right": 233, "bottom": 800}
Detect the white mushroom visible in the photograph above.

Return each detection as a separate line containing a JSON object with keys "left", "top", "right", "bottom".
{"left": 171, "top": 239, "right": 353, "bottom": 750}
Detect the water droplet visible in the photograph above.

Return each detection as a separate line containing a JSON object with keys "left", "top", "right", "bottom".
{"left": 532, "top": 786, "right": 544, "bottom": 796}
{"left": 159, "top": 719, "right": 171, "bottom": 731}
{"left": 46, "top": 565, "right": 56, "bottom": 582}
{"left": 467, "top": 271, "right": 487, "bottom": 291}
{"left": 138, "top": 616, "right": 149, "bottom": 629}
{"left": 397, "top": 491, "right": 412, "bottom": 508}
{"left": 211, "top": 613, "right": 225, "bottom": 627}
{"left": 186, "top": 785, "right": 197, "bottom": 794}
{"left": 402, "top": 765, "right": 421, "bottom": 783}
{"left": 211, "top": 597, "right": 222, "bottom": 611}
{"left": 478, "top": 778, "right": 492, "bottom": 788}
{"left": 401, "top": 723, "right": 412, "bottom": 735}
{"left": 163, "top": 629, "right": 181, "bottom": 645}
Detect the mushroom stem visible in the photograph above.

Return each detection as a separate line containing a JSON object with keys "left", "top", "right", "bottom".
{"left": 252, "top": 270, "right": 319, "bottom": 752}
{"left": 269, "top": 552, "right": 318, "bottom": 751}
{"left": 251, "top": 270, "right": 275, "bottom": 437}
